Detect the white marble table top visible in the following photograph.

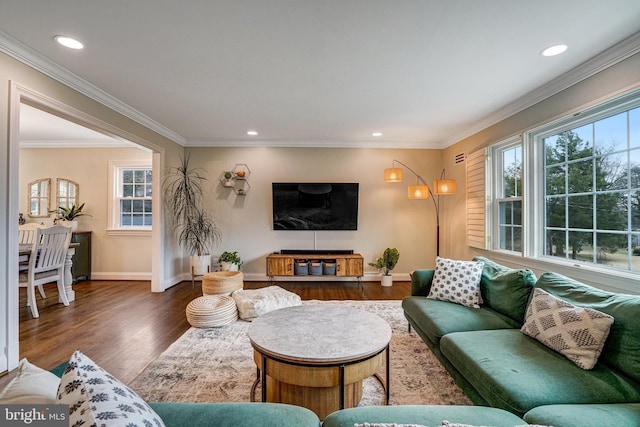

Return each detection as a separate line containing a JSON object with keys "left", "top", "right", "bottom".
{"left": 247, "top": 304, "right": 392, "bottom": 363}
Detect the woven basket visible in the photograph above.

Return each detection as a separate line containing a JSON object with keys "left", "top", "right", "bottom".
{"left": 186, "top": 295, "right": 238, "bottom": 328}
{"left": 202, "top": 271, "right": 244, "bottom": 295}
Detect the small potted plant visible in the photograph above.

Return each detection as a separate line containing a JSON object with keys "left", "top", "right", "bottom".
{"left": 369, "top": 247, "right": 400, "bottom": 287}
{"left": 50, "top": 203, "right": 90, "bottom": 231}
{"left": 218, "top": 251, "right": 243, "bottom": 271}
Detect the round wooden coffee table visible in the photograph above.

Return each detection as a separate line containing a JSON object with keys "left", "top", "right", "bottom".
{"left": 247, "top": 304, "right": 391, "bottom": 419}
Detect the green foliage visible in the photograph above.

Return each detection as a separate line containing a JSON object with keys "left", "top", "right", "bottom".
{"left": 164, "top": 155, "right": 221, "bottom": 256}
{"left": 544, "top": 130, "right": 627, "bottom": 259}
{"left": 50, "top": 203, "right": 90, "bottom": 220}
{"left": 219, "top": 251, "right": 242, "bottom": 266}
{"left": 368, "top": 247, "right": 400, "bottom": 275}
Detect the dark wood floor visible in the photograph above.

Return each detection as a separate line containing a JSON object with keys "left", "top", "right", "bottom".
{"left": 16, "top": 279, "right": 410, "bottom": 384}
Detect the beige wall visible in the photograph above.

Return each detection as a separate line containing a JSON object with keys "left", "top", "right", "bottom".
{"left": 185, "top": 146, "right": 444, "bottom": 279}
{"left": 19, "top": 147, "right": 153, "bottom": 277}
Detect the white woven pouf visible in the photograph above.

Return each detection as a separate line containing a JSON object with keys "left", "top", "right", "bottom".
{"left": 186, "top": 295, "right": 238, "bottom": 328}
{"left": 232, "top": 286, "right": 302, "bottom": 321}
{"left": 202, "top": 271, "right": 244, "bottom": 296}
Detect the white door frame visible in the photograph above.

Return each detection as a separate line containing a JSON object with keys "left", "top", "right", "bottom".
{"left": 6, "top": 82, "right": 166, "bottom": 370}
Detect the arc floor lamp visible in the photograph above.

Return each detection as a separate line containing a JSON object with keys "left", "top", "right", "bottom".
{"left": 384, "top": 159, "right": 456, "bottom": 256}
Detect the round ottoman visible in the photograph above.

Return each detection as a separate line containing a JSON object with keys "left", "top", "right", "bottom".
{"left": 203, "top": 271, "right": 244, "bottom": 296}
{"left": 186, "top": 295, "right": 238, "bottom": 328}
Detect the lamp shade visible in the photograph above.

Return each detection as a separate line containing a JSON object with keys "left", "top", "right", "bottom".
{"left": 408, "top": 185, "right": 430, "bottom": 199}
{"left": 384, "top": 168, "right": 403, "bottom": 182}
{"left": 433, "top": 179, "right": 456, "bottom": 195}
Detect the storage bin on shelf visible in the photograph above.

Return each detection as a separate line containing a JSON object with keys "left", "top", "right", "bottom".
{"left": 309, "top": 261, "right": 323, "bottom": 275}
{"left": 294, "top": 260, "right": 309, "bottom": 275}
{"left": 323, "top": 261, "right": 336, "bottom": 275}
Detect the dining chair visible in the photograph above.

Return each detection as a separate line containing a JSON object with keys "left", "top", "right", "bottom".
{"left": 18, "top": 225, "right": 72, "bottom": 318}
{"left": 18, "top": 222, "right": 47, "bottom": 298}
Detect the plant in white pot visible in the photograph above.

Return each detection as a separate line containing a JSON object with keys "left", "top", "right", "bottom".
{"left": 218, "top": 251, "right": 242, "bottom": 271}
{"left": 369, "top": 247, "right": 400, "bottom": 287}
{"left": 50, "top": 203, "right": 90, "bottom": 231}
{"left": 164, "top": 155, "right": 221, "bottom": 276}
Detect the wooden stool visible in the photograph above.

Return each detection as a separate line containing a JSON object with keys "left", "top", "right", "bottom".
{"left": 203, "top": 271, "right": 244, "bottom": 296}
{"left": 186, "top": 295, "right": 238, "bottom": 328}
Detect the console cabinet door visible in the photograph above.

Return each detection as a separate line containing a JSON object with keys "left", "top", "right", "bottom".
{"left": 336, "top": 258, "right": 363, "bottom": 277}
{"left": 267, "top": 257, "right": 294, "bottom": 276}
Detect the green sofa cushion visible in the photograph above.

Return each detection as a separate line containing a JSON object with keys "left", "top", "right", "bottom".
{"left": 402, "top": 296, "right": 520, "bottom": 346}
{"left": 441, "top": 329, "right": 640, "bottom": 417}
{"left": 536, "top": 272, "right": 640, "bottom": 384}
{"left": 472, "top": 256, "right": 536, "bottom": 323}
{"left": 322, "top": 405, "right": 526, "bottom": 427}
{"left": 148, "top": 402, "right": 321, "bottom": 427}
{"left": 524, "top": 403, "right": 640, "bottom": 427}
{"left": 411, "top": 269, "right": 435, "bottom": 296}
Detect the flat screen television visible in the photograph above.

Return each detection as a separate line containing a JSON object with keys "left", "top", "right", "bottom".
{"left": 272, "top": 183, "right": 359, "bottom": 230}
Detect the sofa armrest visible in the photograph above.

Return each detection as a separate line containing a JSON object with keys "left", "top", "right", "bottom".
{"left": 411, "top": 269, "right": 435, "bottom": 296}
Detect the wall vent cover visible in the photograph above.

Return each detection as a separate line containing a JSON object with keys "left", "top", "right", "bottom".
{"left": 454, "top": 151, "right": 466, "bottom": 165}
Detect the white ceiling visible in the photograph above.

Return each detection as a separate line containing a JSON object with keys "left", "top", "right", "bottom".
{"left": 2, "top": 1, "right": 640, "bottom": 149}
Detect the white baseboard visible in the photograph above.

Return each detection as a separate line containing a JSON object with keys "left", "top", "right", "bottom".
{"left": 88, "top": 272, "right": 152, "bottom": 281}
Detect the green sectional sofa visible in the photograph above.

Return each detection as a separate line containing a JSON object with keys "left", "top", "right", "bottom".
{"left": 402, "top": 256, "right": 640, "bottom": 426}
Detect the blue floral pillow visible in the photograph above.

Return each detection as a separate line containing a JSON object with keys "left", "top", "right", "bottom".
{"left": 56, "top": 350, "right": 164, "bottom": 427}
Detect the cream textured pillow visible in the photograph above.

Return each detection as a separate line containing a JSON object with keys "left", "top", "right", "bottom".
{"left": 57, "top": 350, "right": 165, "bottom": 426}
{"left": 0, "top": 358, "right": 60, "bottom": 404}
{"left": 521, "top": 288, "right": 614, "bottom": 370}
{"left": 427, "top": 257, "right": 484, "bottom": 308}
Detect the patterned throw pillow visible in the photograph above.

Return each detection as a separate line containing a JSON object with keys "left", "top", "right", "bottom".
{"left": 520, "top": 288, "right": 614, "bottom": 370}
{"left": 427, "top": 257, "right": 484, "bottom": 308}
{"left": 57, "top": 350, "right": 165, "bottom": 427}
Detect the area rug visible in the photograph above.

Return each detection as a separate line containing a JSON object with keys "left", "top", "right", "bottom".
{"left": 129, "top": 300, "right": 472, "bottom": 406}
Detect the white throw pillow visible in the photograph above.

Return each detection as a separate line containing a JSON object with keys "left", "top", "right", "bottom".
{"left": 427, "top": 257, "right": 484, "bottom": 309}
{"left": 57, "top": 350, "right": 165, "bottom": 426}
{"left": 520, "top": 288, "right": 614, "bottom": 370}
{"left": 0, "top": 358, "right": 60, "bottom": 404}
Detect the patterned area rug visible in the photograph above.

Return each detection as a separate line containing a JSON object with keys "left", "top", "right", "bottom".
{"left": 129, "top": 300, "right": 472, "bottom": 406}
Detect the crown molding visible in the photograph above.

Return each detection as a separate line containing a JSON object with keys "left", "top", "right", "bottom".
{"left": 441, "top": 30, "right": 640, "bottom": 148}
{"left": 185, "top": 138, "right": 442, "bottom": 149}
{"left": 19, "top": 139, "right": 138, "bottom": 149}
{"left": 0, "top": 30, "right": 187, "bottom": 146}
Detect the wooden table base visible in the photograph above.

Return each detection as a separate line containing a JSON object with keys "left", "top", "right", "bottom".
{"left": 251, "top": 345, "right": 389, "bottom": 420}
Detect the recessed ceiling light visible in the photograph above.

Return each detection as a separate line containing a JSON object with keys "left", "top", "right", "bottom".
{"left": 247, "top": 130, "right": 258, "bottom": 136}
{"left": 541, "top": 44, "right": 568, "bottom": 57}
{"left": 54, "top": 35, "right": 84, "bottom": 50}
{"left": 372, "top": 132, "right": 383, "bottom": 137}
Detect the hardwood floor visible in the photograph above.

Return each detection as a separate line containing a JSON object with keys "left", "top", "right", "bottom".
{"left": 16, "top": 279, "right": 410, "bottom": 384}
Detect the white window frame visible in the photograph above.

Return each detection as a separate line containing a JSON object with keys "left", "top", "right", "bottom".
{"left": 107, "top": 160, "right": 152, "bottom": 235}
{"left": 485, "top": 89, "right": 640, "bottom": 292}
{"left": 490, "top": 136, "right": 523, "bottom": 255}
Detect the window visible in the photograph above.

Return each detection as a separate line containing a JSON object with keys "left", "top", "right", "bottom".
{"left": 492, "top": 140, "right": 523, "bottom": 253}
{"left": 56, "top": 178, "right": 79, "bottom": 209}
{"left": 485, "top": 89, "right": 640, "bottom": 275}
{"left": 109, "top": 161, "right": 152, "bottom": 230}
{"left": 28, "top": 178, "right": 50, "bottom": 217}
{"left": 539, "top": 103, "right": 640, "bottom": 272}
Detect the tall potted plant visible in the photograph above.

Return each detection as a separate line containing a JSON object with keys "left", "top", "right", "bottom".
{"left": 369, "top": 247, "right": 400, "bottom": 287}
{"left": 164, "top": 155, "right": 221, "bottom": 276}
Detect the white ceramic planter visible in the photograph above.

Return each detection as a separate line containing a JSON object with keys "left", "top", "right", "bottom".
{"left": 59, "top": 220, "right": 78, "bottom": 231}
{"left": 220, "top": 261, "right": 240, "bottom": 271}
{"left": 381, "top": 275, "right": 393, "bottom": 287}
{"left": 190, "top": 255, "right": 211, "bottom": 276}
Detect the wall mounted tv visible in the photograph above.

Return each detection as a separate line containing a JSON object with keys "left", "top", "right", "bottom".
{"left": 272, "top": 183, "right": 359, "bottom": 230}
